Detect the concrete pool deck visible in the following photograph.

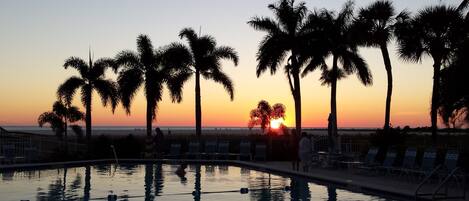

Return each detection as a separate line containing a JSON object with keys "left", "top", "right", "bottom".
{"left": 1, "top": 159, "right": 468, "bottom": 201}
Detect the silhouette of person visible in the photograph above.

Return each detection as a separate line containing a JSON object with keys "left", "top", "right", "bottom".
{"left": 154, "top": 127, "right": 165, "bottom": 157}
{"left": 299, "top": 132, "right": 312, "bottom": 172}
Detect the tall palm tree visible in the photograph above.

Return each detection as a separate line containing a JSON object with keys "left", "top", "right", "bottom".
{"left": 394, "top": 5, "right": 466, "bottom": 143}
{"left": 164, "top": 28, "right": 238, "bottom": 137}
{"left": 248, "top": 0, "right": 319, "bottom": 136}
{"left": 354, "top": 0, "right": 398, "bottom": 134}
{"left": 38, "top": 101, "right": 84, "bottom": 138}
{"left": 303, "top": 1, "right": 373, "bottom": 153}
{"left": 115, "top": 34, "right": 192, "bottom": 137}
{"left": 57, "top": 51, "right": 118, "bottom": 140}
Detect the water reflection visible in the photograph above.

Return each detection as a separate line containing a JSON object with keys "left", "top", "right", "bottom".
{"left": 0, "top": 164, "right": 390, "bottom": 201}
{"left": 154, "top": 163, "right": 164, "bottom": 195}
{"left": 144, "top": 163, "right": 154, "bottom": 201}
{"left": 36, "top": 168, "right": 83, "bottom": 201}
{"left": 327, "top": 186, "right": 337, "bottom": 201}
{"left": 194, "top": 164, "right": 201, "bottom": 201}
{"left": 290, "top": 177, "right": 310, "bottom": 201}
{"left": 83, "top": 166, "right": 90, "bottom": 201}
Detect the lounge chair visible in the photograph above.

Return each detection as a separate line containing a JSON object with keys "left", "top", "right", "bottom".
{"left": 254, "top": 143, "right": 267, "bottom": 161}
{"left": 215, "top": 141, "right": 238, "bottom": 160}
{"left": 410, "top": 148, "right": 437, "bottom": 179}
{"left": 238, "top": 141, "right": 252, "bottom": 161}
{"left": 357, "top": 147, "right": 379, "bottom": 170}
{"left": 376, "top": 149, "right": 397, "bottom": 174}
{"left": 442, "top": 149, "right": 459, "bottom": 172}
{"left": 395, "top": 147, "right": 418, "bottom": 177}
{"left": 165, "top": 143, "right": 182, "bottom": 159}
{"left": 202, "top": 141, "right": 217, "bottom": 159}
{"left": 185, "top": 141, "right": 201, "bottom": 159}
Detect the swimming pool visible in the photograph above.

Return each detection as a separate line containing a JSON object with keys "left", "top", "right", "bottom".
{"left": 0, "top": 163, "right": 398, "bottom": 201}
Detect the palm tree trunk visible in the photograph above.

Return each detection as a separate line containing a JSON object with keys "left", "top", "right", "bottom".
{"left": 85, "top": 85, "right": 92, "bottom": 141}
{"left": 293, "top": 73, "right": 302, "bottom": 136}
{"left": 290, "top": 54, "right": 302, "bottom": 136}
{"left": 330, "top": 56, "right": 339, "bottom": 153}
{"left": 146, "top": 99, "right": 152, "bottom": 137}
{"left": 195, "top": 69, "right": 202, "bottom": 137}
{"left": 380, "top": 44, "right": 393, "bottom": 134}
{"left": 431, "top": 60, "right": 441, "bottom": 145}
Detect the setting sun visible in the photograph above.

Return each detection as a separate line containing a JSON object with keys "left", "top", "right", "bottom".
{"left": 270, "top": 118, "right": 284, "bottom": 129}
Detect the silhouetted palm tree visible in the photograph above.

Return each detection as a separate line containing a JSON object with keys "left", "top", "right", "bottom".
{"left": 165, "top": 28, "right": 238, "bottom": 137}
{"left": 354, "top": 0, "right": 399, "bottom": 133}
{"left": 394, "top": 5, "right": 466, "bottom": 143}
{"left": 115, "top": 34, "right": 192, "bottom": 137}
{"left": 304, "top": 1, "right": 372, "bottom": 152}
{"left": 57, "top": 51, "right": 118, "bottom": 140}
{"left": 439, "top": 38, "right": 469, "bottom": 128}
{"left": 248, "top": 0, "right": 320, "bottom": 136}
{"left": 38, "top": 101, "right": 84, "bottom": 138}
{"left": 248, "top": 100, "right": 286, "bottom": 132}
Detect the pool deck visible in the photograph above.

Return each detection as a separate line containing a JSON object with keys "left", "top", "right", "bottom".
{"left": 1, "top": 159, "right": 468, "bottom": 201}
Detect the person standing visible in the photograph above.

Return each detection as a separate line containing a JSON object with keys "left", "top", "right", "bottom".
{"left": 154, "top": 127, "right": 165, "bottom": 158}
{"left": 299, "top": 132, "right": 312, "bottom": 172}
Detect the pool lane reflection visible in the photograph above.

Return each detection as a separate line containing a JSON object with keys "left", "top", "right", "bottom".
{"left": 0, "top": 164, "right": 393, "bottom": 201}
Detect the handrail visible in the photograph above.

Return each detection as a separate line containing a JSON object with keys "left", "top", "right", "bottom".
{"left": 431, "top": 167, "right": 466, "bottom": 200}
{"left": 415, "top": 165, "right": 442, "bottom": 199}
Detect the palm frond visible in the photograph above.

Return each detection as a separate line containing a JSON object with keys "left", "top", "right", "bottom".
{"left": 137, "top": 35, "right": 157, "bottom": 68}
{"left": 256, "top": 34, "right": 288, "bottom": 77}
{"left": 57, "top": 76, "right": 85, "bottom": 105}
{"left": 166, "top": 70, "right": 192, "bottom": 103}
{"left": 63, "top": 57, "right": 88, "bottom": 78}
{"left": 90, "top": 58, "right": 116, "bottom": 79}
{"left": 115, "top": 50, "right": 141, "bottom": 70}
{"left": 160, "top": 42, "right": 193, "bottom": 70}
{"left": 145, "top": 71, "right": 164, "bottom": 120}
{"left": 247, "top": 16, "right": 281, "bottom": 33}
{"left": 117, "top": 68, "right": 144, "bottom": 114}
{"left": 94, "top": 78, "right": 119, "bottom": 112}
{"left": 67, "top": 106, "right": 85, "bottom": 122}
{"left": 37, "top": 112, "right": 64, "bottom": 136}
{"left": 213, "top": 46, "right": 239, "bottom": 66}
{"left": 207, "top": 69, "right": 234, "bottom": 100}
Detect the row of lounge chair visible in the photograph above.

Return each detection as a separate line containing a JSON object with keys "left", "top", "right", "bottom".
{"left": 164, "top": 141, "right": 267, "bottom": 161}
{"left": 359, "top": 147, "right": 459, "bottom": 179}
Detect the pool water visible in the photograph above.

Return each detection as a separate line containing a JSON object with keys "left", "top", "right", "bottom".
{"left": 0, "top": 163, "right": 396, "bottom": 201}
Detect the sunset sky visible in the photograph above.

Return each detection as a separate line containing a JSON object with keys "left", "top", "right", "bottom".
{"left": 0, "top": 0, "right": 461, "bottom": 128}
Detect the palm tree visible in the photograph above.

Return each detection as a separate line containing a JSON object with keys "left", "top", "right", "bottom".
{"left": 354, "top": 0, "right": 398, "bottom": 134}
{"left": 37, "top": 101, "right": 84, "bottom": 138}
{"left": 115, "top": 34, "right": 192, "bottom": 137}
{"left": 164, "top": 28, "right": 239, "bottom": 137}
{"left": 439, "top": 38, "right": 469, "bottom": 128}
{"left": 303, "top": 1, "right": 372, "bottom": 153}
{"left": 57, "top": 51, "right": 118, "bottom": 140}
{"left": 248, "top": 100, "right": 286, "bottom": 132}
{"left": 248, "top": 0, "right": 319, "bottom": 136}
{"left": 394, "top": 5, "right": 466, "bottom": 143}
